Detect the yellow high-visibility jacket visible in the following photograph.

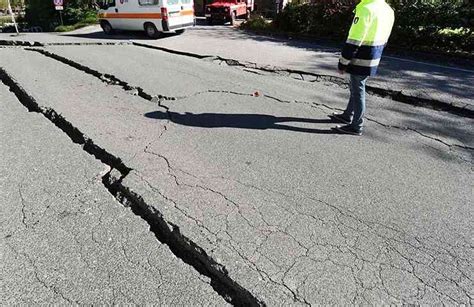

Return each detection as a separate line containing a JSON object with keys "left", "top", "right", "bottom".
{"left": 339, "top": 0, "right": 395, "bottom": 76}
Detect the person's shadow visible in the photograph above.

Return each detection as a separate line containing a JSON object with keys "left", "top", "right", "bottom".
{"left": 145, "top": 110, "right": 341, "bottom": 134}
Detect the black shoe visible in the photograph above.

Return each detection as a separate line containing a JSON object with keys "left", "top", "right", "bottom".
{"left": 334, "top": 125, "right": 362, "bottom": 136}
{"left": 329, "top": 113, "right": 351, "bottom": 124}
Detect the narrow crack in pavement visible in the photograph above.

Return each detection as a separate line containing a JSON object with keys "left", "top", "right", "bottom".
{"left": 18, "top": 183, "right": 28, "bottom": 228}
{"left": 134, "top": 147, "right": 473, "bottom": 305}
{"left": 368, "top": 119, "right": 474, "bottom": 151}
{"left": 0, "top": 68, "right": 265, "bottom": 307}
{"left": 281, "top": 99, "right": 473, "bottom": 159}
{"left": 5, "top": 243, "right": 79, "bottom": 304}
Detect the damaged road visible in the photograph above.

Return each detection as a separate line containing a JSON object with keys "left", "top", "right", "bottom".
{"left": 1, "top": 26, "right": 473, "bottom": 116}
{"left": 0, "top": 74, "right": 228, "bottom": 305}
{"left": 0, "top": 41, "right": 472, "bottom": 305}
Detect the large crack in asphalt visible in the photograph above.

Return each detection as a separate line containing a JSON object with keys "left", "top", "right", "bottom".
{"left": 0, "top": 68, "right": 131, "bottom": 174}
{"left": 16, "top": 47, "right": 313, "bottom": 304}
{"left": 0, "top": 40, "right": 44, "bottom": 47}
{"left": 0, "top": 67, "right": 265, "bottom": 307}
{"left": 3, "top": 45, "right": 472, "bottom": 304}
{"left": 26, "top": 47, "right": 473, "bottom": 160}
{"left": 26, "top": 48, "right": 177, "bottom": 103}
{"left": 0, "top": 40, "right": 131, "bottom": 47}
{"left": 131, "top": 42, "right": 474, "bottom": 119}
{"left": 3, "top": 39, "right": 473, "bottom": 118}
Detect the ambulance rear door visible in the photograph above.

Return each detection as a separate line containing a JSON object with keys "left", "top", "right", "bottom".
{"left": 99, "top": 0, "right": 122, "bottom": 29}
{"left": 164, "top": 0, "right": 194, "bottom": 31}
{"left": 113, "top": 0, "right": 131, "bottom": 29}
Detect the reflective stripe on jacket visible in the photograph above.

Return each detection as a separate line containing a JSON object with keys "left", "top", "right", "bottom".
{"left": 338, "top": 0, "right": 394, "bottom": 76}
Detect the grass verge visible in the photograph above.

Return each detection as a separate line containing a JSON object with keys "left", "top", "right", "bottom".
{"left": 54, "top": 14, "right": 97, "bottom": 32}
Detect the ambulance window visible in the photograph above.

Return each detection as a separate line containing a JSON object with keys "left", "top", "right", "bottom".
{"left": 98, "top": 0, "right": 115, "bottom": 8}
{"left": 167, "top": 0, "right": 179, "bottom": 5}
{"left": 181, "top": 0, "right": 191, "bottom": 4}
{"left": 139, "top": 0, "right": 159, "bottom": 5}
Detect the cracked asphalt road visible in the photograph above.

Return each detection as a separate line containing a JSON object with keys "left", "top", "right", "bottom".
{"left": 134, "top": 25, "right": 474, "bottom": 111}
{"left": 0, "top": 83, "right": 227, "bottom": 305}
{"left": 1, "top": 24, "right": 473, "bottom": 113}
{"left": 0, "top": 34, "right": 473, "bottom": 305}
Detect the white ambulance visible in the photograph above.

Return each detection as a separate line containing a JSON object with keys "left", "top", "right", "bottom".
{"left": 97, "top": 0, "right": 195, "bottom": 38}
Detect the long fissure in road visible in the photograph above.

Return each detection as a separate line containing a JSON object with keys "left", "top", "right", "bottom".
{"left": 0, "top": 68, "right": 264, "bottom": 306}
{"left": 2, "top": 31, "right": 474, "bottom": 118}
{"left": 1, "top": 44, "right": 472, "bottom": 305}
{"left": 27, "top": 47, "right": 473, "bottom": 160}
{"left": 131, "top": 42, "right": 474, "bottom": 119}
{"left": 4, "top": 37, "right": 471, "bottom": 118}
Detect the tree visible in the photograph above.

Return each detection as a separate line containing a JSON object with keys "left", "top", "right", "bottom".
{"left": 25, "top": 0, "right": 56, "bottom": 30}
{"left": 0, "top": 0, "right": 24, "bottom": 10}
{"left": 24, "top": 0, "right": 97, "bottom": 30}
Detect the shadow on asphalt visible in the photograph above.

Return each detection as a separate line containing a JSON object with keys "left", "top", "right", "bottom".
{"left": 145, "top": 110, "right": 341, "bottom": 134}
{"left": 62, "top": 30, "right": 169, "bottom": 41}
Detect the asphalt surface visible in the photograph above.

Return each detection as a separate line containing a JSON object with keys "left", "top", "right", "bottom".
{"left": 130, "top": 25, "right": 474, "bottom": 109}
{"left": 0, "top": 26, "right": 473, "bottom": 305}
{"left": 0, "top": 82, "right": 227, "bottom": 305}
{"left": 1, "top": 24, "right": 473, "bottom": 112}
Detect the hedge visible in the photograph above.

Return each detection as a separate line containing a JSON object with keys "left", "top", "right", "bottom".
{"left": 247, "top": 0, "right": 473, "bottom": 56}
{"left": 25, "top": 0, "right": 96, "bottom": 31}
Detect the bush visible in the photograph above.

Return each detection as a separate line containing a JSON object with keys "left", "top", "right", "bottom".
{"left": 431, "top": 27, "right": 473, "bottom": 55}
{"left": 25, "top": 0, "right": 57, "bottom": 31}
{"left": 0, "top": 15, "right": 10, "bottom": 27}
{"left": 387, "top": 0, "right": 473, "bottom": 54}
{"left": 63, "top": 6, "right": 96, "bottom": 25}
{"left": 54, "top": 24, "right": 75, "bottom": 32}
{"left": 25, "top": 0, "right": 97, "bottom": 31}
{"left": 273, "top": 2, "right": 353, "bottom": 37}
{"left": 54, "top": 21, "right": 93, "bottom": 32}
{"left": 247, "top": 0, "right": 473, "bottom": 56}
{"left": 241, "top": 15, "right": 273, "bottom": 31}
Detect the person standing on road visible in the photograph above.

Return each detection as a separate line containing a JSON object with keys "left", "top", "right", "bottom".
{"left": 331, "top": 0, "right": 395, "bottom": 135}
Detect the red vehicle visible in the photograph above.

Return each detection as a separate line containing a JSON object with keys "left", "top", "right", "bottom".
{"left": 205, "top": 0, "right": 254, "bottom": 25}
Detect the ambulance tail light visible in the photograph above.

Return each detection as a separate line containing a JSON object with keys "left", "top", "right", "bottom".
{"left": 161, "top": 7, "right": 168, "bottom": 21}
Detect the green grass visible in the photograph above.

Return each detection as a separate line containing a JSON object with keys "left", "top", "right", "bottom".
{"left": 0, "top": 15, "right": 12, "bottom": 26}
{"left": 240, "top": 15, "right": 273, "bottom": 32}
{"left": 54, "top": 15, "right": 97, "bottom": 32}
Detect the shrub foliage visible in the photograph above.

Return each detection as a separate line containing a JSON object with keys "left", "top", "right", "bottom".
{"left": 264, "top": 0, "right": 473, "bottom": 55}
{"left": 25, "top": 0, "right": 97, "bottom": 31}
